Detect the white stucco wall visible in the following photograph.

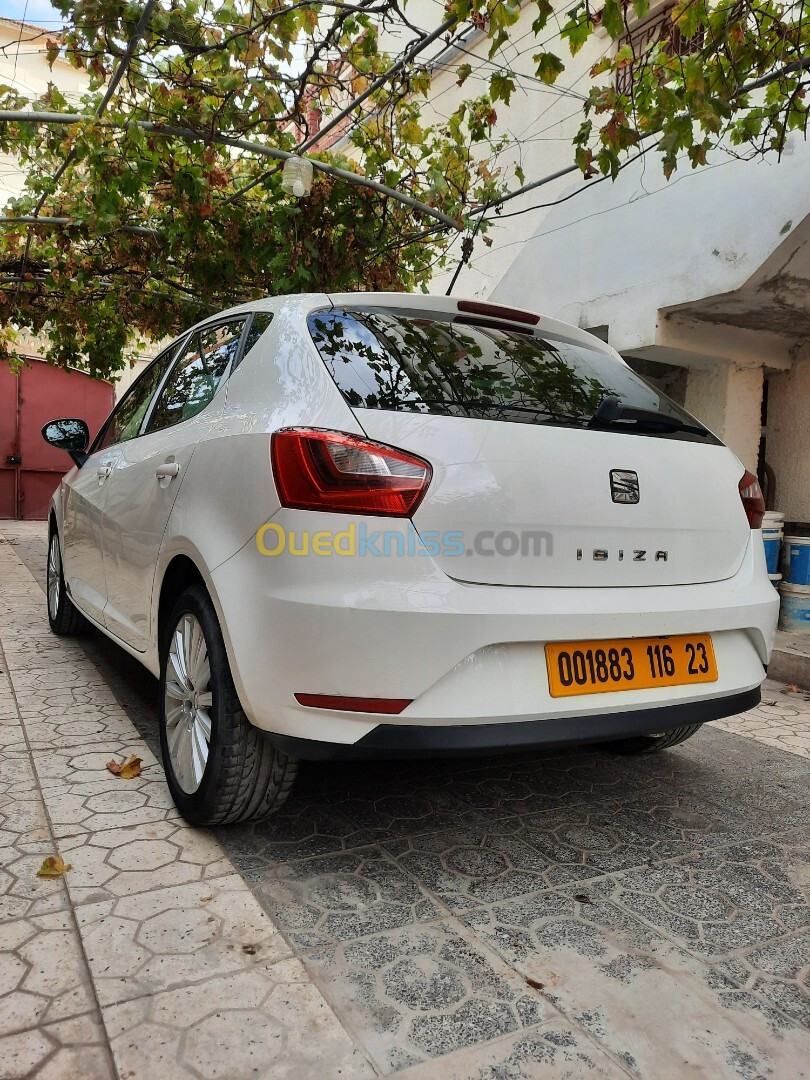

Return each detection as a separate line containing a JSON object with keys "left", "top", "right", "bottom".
{"left": 490, "top": 137, "right": 810, "bottom": 352}
{"left": 0, "top": 20, "right": 89, "bottom": 202}
{"left": 765, "top": 352, "right": 810, "bottom": 522}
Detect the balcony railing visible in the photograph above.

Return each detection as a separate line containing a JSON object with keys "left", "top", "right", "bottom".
{"left": 615, "top": 4, "right": 704, "bottom": 94}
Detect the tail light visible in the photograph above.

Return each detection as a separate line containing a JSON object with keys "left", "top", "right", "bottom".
{"left": 295, "top": 693, "right": 411, "bottom": 714}
{"left": 739, "top": 470, "right": 765, "bottom": 529}
{"left": 456, "top": 300, "right": 540, "bottom": 326}
{"left": 271, "top": 428, "right": 431, "bottom": 517}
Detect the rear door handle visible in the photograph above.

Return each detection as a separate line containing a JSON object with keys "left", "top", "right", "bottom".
{"left": 97, "top": 465, "right": 112, "bottom": 483}
{"left": 155, "top": 462, "right": 181, "bottom": 480}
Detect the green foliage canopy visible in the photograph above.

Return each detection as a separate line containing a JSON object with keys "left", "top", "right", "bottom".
{"left": 0, "top": 0, "right": 807, "bottom": 379}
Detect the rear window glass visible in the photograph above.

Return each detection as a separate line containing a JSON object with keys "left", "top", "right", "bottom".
{"left": 307, "top": 310, "right": 718, "bottom": 442}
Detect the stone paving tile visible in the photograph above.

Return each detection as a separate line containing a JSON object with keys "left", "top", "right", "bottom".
{"left": 715, "top": 693, "right": 810, "bottom": 757}
{"left": 74, "top": 874, "right": 294, "bottom": 1006}
{"left": 390, "top": 1023, "right": 627, "bottom": 1079}
{"left": 0, "top": 528, "right": 376, "bottom": 1080}
{"left": 57, "top": 813, "right": 231, "bottom": 906}
{"left": 318, "top": 781, "right": 492, "bottom": 848}
{"left": 253, "top": 847, "right": 443, "bottom": 950}
{"left": 383, "top": 826, "right": 603, "bottom": 912}
{"left": 304, "top": 918, "right": 565, "bottom": 1075}
{"left": 463, "top": 889, "right": 810, "bottom": 1078}
{"left": 602, "top": 832, "right": 810, "bottom": 962}
{"left": 0, "top": 1010, "right": 112, "bottom": 1080}
{"left": 228, "top": 799, "right": 372, "bottom": 867}
{"left": 606, "top": 721, "right": 810, "bottom": 829}
{"left": 0, "top": 752, "right": 69, "bottom": 923}
{"left": 103, "top": 963, "right": 375, "bottom": 1080}
{"left": 0, "top": 908, "right": 100, "bottom": 1035}
{"left": 719, "top": 930, "right": 810, "bottom": 1030}
{"left": 433, "top": 754, "right": 651, "bottom": 822}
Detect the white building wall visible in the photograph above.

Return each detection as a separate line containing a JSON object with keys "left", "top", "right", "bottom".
{"left": 684, "top": 364, "right": 763, "bottom": 473}
{"left": 0, "top": 19, "right": 88, "bottom": 203}
{"left": 765, "top": 352, "right": 810, "bottom": 522}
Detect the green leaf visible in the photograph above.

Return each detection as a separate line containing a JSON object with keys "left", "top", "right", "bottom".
{"left": 534, "top": 52, "right": 565, "bottom": 85}
{"left": 490, "top": 71, "right": 516, "bottom": 104}
{"left": 561, "top": 12, "right": 592, "bottom": 56}
{"left": 601, "top": 0, "right": 625, "bottom": 39}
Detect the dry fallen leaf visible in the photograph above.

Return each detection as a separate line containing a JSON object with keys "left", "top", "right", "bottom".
{"left": 525, "top": 977, "right": 545, "bottom": 991}
{"left": 37, "top": 855, "right": 71, "bottom": 878}
{"left": 106, "top": 755, "right": 142, "bottom": 779}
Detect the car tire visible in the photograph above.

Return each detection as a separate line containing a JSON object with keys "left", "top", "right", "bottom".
{"left": 607, "top": 724, "right": 703, "bottom": 754}
{"left": 159, "top": 583, "right": 298, "bottom": 825}
{"left": 47, "top": 528, "right": 90, "bottom": 636}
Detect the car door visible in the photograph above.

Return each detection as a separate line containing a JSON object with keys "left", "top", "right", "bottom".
{"left": 101, "top": 316, "right": 250, "bottom": 651}
{"left": 62, "top": 346, "right": 178, "bottom": 624}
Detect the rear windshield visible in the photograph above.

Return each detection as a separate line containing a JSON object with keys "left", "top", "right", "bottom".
{"left": 307, "top": 309, "right": 718, "bottom": 443}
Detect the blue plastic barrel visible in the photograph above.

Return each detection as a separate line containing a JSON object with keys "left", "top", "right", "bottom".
{"left": 783, "top": 536, "right": 810, "bottom": 585}
{"left": 778, "top": 582, "right": 810, "bottom": 631}
{"left": 762, "top": 529, "right": 782, "bottom": 574}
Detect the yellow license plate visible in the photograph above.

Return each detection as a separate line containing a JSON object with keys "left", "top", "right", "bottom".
{"left": 546, "top": 634, "right": 717, "bottom": 698}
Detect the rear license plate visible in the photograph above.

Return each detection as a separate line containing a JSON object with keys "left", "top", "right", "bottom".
{"left": 545, "top": 634, "right": 717, "bottom": 698}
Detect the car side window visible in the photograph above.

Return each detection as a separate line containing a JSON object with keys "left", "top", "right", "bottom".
{"left": 146, "top": 318, "right": 247, "bottom": 434}
{"left": 94, "top": 342, "right": 183, "bottom": 452}
{"left": 238, "top": 311, "right": 273, "bottom": 366}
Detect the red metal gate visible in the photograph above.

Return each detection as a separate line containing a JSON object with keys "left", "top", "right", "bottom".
{"left": 0, "top": 358, "right": 114, "bottom": 520}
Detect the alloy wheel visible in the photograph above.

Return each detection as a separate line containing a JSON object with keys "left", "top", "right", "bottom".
{"left": 47, "top": 534, "right": 61, "bottom": 621}
{"left": 164, "top": 613, "right": 213, "bottom": 794}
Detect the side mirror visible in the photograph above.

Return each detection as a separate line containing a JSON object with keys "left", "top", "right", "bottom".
{"left": 41, "top": 418, "right": 90, "bottom": 467}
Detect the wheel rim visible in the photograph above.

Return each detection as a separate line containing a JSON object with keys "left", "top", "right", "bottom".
{"left": 164, "top": 613, "right": 213, "bottom": 794}
{"left": 47, "top": 534, "right": 61, "bottom": 620}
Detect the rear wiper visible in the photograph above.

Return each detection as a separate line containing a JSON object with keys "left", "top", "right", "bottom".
{"left": 588, "top": 395, "right": 711, "bottom": 438}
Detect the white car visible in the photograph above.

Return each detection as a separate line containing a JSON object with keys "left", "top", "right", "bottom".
{"left": 42, "top": 293, "right": 778, "bottom": 824}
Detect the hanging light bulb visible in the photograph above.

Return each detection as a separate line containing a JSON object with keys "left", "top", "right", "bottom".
{"left": 281, "top": 156, "right": 313, "bottom": 198}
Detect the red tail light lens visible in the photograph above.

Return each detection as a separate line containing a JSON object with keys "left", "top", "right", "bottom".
{"left": 295, "top": 693, "right": 411, "bottom": 714}
{"left": 457, "top": 300, "right": 540, "bottom": 326}
{"left": 271, "top": 428, "right": 431, "bottom": 517}
{"left": 739, "top": 470, "right": 765, "bottom": 529}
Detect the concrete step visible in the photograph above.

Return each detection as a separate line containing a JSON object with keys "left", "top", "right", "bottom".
{"left": 769, "top": 629, "right": 810, "bottom": 690}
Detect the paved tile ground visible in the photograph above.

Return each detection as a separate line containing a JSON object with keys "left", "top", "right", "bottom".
{"left": 0, "top": 524, "right": 372, "bottom": 1080}
{"left": 2, "top": 519, "right": 810, "bottom": 1078}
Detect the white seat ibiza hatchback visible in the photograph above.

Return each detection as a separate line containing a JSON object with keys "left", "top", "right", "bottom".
{"left": 42, "top": 293, "right": 778, "bottom": 824}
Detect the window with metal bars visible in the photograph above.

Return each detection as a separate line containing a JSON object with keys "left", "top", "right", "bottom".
{"left": 615, "top": 3, "right": 704, "bottom": 94}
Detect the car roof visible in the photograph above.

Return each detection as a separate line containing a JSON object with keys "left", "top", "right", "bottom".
{"left": 183, "top": 292, "right": 620, "bottom": 363}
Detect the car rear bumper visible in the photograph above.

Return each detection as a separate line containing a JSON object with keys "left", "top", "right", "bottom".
{"left": 211, "top": 513, "right": 778, "bottom": 747}
{"left": 268, "top": 687, "right": 760, "bottom": 759}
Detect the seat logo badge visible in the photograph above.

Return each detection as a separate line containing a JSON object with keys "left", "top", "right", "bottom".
{"left": 609, "top": 469, "right": 640, "bottom": 504}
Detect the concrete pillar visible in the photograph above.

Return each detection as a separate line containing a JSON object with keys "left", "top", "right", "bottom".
{"left": 722, "top": 365, "right": 764, "bottom": 471}
{"left": 765, "top": 351, "right": 810, "bottom": 521}
{"left": 683, "top": 362, "right": 763, "bottom": 471}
